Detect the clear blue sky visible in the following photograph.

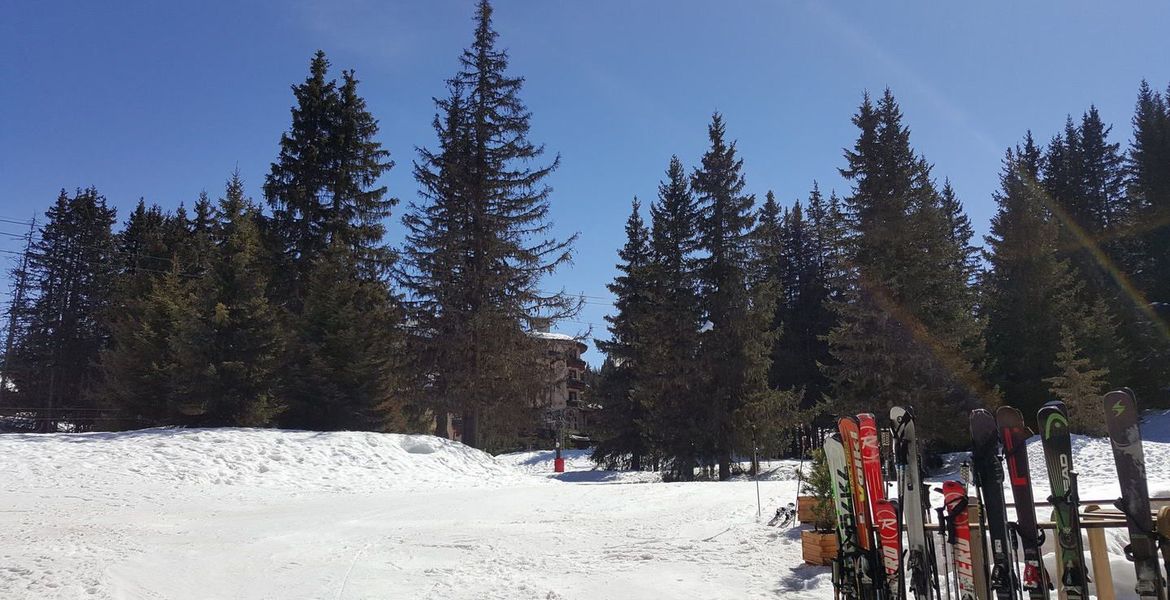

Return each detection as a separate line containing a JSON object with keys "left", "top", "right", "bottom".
{"left": 2, "top": 1, "right": 1168, "bottom": 365}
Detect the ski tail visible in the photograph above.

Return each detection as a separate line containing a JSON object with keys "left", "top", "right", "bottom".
{"left": 942, "top": 481, "right": 976, "bottom": 600}
{"left": 875, "top": 498, "right": 904, "bottom": 600}
{"left": 826, "top": 433, "right": 863, "bottom": 600}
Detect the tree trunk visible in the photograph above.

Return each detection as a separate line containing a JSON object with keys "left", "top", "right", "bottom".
{"left": 718, "top": 452, "right": 731, "bottom": 481}
{"left": 462, "top": 408, "right": 479, "bottom": 449}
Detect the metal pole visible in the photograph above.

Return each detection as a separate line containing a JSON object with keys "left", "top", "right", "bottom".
{"left": 754, "top": 432, "right": 762, "bottom": 518}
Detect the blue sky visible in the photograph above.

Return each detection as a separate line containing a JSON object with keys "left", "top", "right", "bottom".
{"left": 2, "top": 1, "right": 1168, "bottom": 365}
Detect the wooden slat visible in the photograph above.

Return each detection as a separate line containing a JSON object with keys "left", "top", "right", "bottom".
{"left": 1083, "top": 505, "right": 1116, "bottom": 600}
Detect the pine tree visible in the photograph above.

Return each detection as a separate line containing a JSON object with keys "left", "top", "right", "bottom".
{"left": 691, "top": 113, "right": 786, "bottom": 479}
{"left": 641, "top": 156, "right": 704, "bottom": 479}
{"left": 398, "top": 0, "right": 580, "bottom": 450}
{"left": 263, "top": 51, "right": 396, "bottom": 304}
{"left": 749, "top": 190, "right": 784, "bottom": 288}
{"left": 826, "top": 90, "right": 985, "bottom": 448}
{"left": 1128, "top": 81, "right": 1170, "bottom": 304}
{"left": 983, "top": 134, "right": 1079, "bottom": 417}
{"left": 168, "top": 174, "right": 283, "bottom": 426}
{"left": 593, "top": 198, "right": 654, "bottom": 470}
{"left": 1045, "top": 325, "right": 1109, "bottom": 436}
{"left": 9, "top": 188, "right": 117, "bottom": 431}
{"left": 282, "top": 242, "right": 409, "bottom": 431}
{"left": 97, "top": 265, "right": 194, "bottom": 427}
{"left": 772, "top": 189, "right": 837, "bottom": 403}
{"left": 263, "top": 51, "right": 406, "bottom": 430}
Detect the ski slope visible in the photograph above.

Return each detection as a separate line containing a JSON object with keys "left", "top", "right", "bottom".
{"left": 0, "top": 411, "right": 1167, "bottom": 599}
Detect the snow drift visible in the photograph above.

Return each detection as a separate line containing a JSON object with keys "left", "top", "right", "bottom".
{"left": 0, "top": 428, "right": 534, "bottom": 493}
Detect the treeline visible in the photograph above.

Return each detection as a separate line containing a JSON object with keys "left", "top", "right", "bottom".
{"left": 0, "top": 1, "right": 579, "bottom": 452}
{"left": 592, "top": 84, "right": 1170, "bottom": 475}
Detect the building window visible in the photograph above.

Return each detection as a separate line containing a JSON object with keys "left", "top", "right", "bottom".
{"left": 569, "top": 392, "right": 578, "bottom": 403}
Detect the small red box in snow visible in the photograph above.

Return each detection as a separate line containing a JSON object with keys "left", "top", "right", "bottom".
{"left": 554, "top": 458, "right": 565, "bottom": 473}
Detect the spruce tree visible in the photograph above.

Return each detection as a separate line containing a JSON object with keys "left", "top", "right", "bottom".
{"left": 1045, "top": 325, "right": 1109, "bottom": 436}
{"left": 691, "top": 113, "right": 785, "bottom": 479}
{"left": 593, "top": 198, "right": 654, "bottom": 470}
{"left": 1128, "top": 81, "right": 1170, "bottom": 304}
{"left": 263, "top": 51, "right": 405, "bottom": 430}
{"left": 771, "top": 191, "right": 835, "bottom": 404}
{"left": 641, "top": 156, "right": 704, "bottom": 479}
{"left": 169, "top": 174, "right": 284, "bottom": 427}
{"left": 9, "top": 188, "right": 117, "bottom": 431}
{"left": 826, "top": 90, "right": 985, "bottom": 447}
{"left": 399, "top": 0, "right": 580, "bottom": 450}
{"left": 982, "top": 134, "right": 1079, "bottom": 417}
{"left": 263, "top": 51, "right": 396, "bottom": 304}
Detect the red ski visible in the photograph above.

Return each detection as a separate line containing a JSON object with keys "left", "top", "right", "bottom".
{"left": 860, "top": 413, "right": 899, "bottom": 599}
{"left": 874, "top": 497, "right": 903, "bottom": 600}
{"left": 840, "top": 417, "right": 874, "bottom": 551}
{"left": 840, "top": 416, "right": 882, "bottom": 599}
{"left": 943, "top": 480, "right": 977, "bottom": 600}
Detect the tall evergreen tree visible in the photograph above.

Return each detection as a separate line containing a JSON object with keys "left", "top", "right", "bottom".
{"left": 641, "top": 156, "right": 705, "bottom": 479}
{"left": 691, "top": 113, "right": 787, "bottom": 479}
{"left": 169, "top": 174, "right": 284, "bottom": 427}
{"left": 263, "top": 51, "right": 396, "bottom": 304}
{"left": 593, "top": 198, "right": 654, "bottom": 470}
{"left": 263, "top": 51, "right": 406, "bottom": 429}
{"left": 826, "top": 91, "right": 985, "bottom": 447}
{"left": 399, "top": 0, "right": 580, "bottom": 450}
{"left": 98, "top": 200, "right": 190, "bottom": 427}
{"left": 770, "top": 187, "right": 840, "bottom": 406}
{"left": 1128, "top": 81, "right": 1170, "bottom": 304}
{"left": 982, "top": 134, "right": 1079, "bottom": 417}
{"left": 9, "top": 188, "right": 117, "bottom": 431}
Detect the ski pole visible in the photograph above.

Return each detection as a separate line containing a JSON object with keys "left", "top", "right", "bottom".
{"left": 937, "top": 505, "right": 954, "bottom": 600}
{"left": 972, "top": 472, "right": 993, "bottom": 600}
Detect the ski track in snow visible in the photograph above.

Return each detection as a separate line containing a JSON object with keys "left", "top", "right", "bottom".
{"left": 0, "top": 411, "right": 1167, "bottom": 599}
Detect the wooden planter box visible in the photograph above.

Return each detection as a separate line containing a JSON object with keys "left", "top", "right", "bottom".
{"left": 801, "top": 530, "right": 838, "bottom": 566}
{"left": 797, "top": 495, "right": 821, "bottom": 524}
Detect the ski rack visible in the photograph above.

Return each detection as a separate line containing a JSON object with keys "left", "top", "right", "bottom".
{"left": 921, "top": 500, "right": 1170, "bottom": 600}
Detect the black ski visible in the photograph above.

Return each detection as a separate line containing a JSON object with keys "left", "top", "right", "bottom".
{"left": 1037, "top": 401, "right": 1089, "bottom": 600}
{"left": 970, "top": 409, "right": 1017, "bottom": 600}
{"left": 1103, "top": 389, "right": 1168, "bottom": 600}
{"left": 996, "top": 405, "right": 1051, "bottom": 600}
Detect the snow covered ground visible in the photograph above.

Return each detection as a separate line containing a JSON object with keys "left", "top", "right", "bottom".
{"left": 0, "top": 410, "right": 1167, "bottom": 599}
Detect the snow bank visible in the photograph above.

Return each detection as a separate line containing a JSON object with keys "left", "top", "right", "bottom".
{"left": 0, "top": 428, "right": 535, "bottom": 493}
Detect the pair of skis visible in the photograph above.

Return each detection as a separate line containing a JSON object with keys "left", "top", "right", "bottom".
{"left": 942, "top": 407, "right": 1051, "bottom": 600}
{"left": 826, "top": 413, "right": 903, "bottom": 600}
{"left": 828, "top": 409, "right": 933, "bottom": 600}
{"left": 1022, "top": 392, "right": 1168, "bottom": 600}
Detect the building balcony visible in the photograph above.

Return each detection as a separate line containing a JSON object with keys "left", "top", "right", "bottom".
{"left": 567, "top": 378, "right": 587, "bottom": 392}
{"left": 566, "top": 356, "right": 586, "bottom": 370}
